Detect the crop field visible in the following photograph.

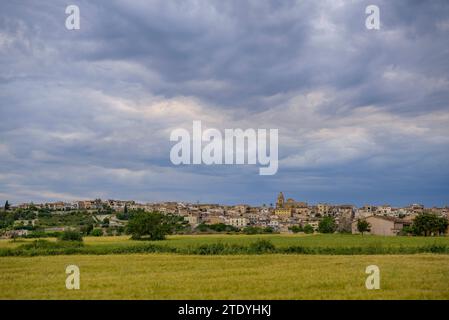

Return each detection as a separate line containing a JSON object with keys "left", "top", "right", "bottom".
{"left": 1, "top": 234, "right": 448, "bottom": 299}
{"left": 1, "top": 234, "right": 449, "bottom": 252}
{"left": 1, "top": 253, "right": 448, "bottom": 299}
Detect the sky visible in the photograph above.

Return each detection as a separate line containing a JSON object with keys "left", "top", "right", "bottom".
{"left": 1, "top": 0, "right": 449, "bottom": 207}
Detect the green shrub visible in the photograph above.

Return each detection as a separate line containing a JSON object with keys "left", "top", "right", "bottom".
{"left": 24, "top": 231, "right": 61, "bottom": 238}
{"left": 91, "top": 229, "right": 103, "bottom": 237}
{"left": 282, "top": 246, "right": 310, "bottom": 254}
{"left": 248, "top": 239, "right": 276, "bottom": 253}
{"left": 195, "top": 242, "right": 227, "bottom": 255}
{"left": 243, "top": 226, "right": 262, "bottom": 234}
{"left": 423, "top": 244, "right": 448, "bottom": 253}
{"left": 195, "top": 223, "right": 239, "bottom": 233}
{"left": 289, "top": 225, "right": 303, "bottom": 233}
{"left": 318, "top": 216, "right": 337, "bottom": 234}
{"left": 303, "top": 224, "right": 314, "bottom": 234}
{"left": 59, "top": 230, "right": 83, "bottom": 242}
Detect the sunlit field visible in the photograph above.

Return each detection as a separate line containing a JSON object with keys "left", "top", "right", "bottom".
{"left": 1, "top": 234, "right": 449, "bottom": 251}
{"left": 1, "top": 235, "right": 449, "bottom": 299}
{"left": 1, "top": 253, "right": 448, "bottom": 299}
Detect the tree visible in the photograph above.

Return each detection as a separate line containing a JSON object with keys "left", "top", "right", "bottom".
{"left": 195, "top": 223, "right": 238, "bottom": 233}
{"left": 126, "top": 211, "right": 179, "bottom": 240}
{"left": 242, "top": 226, "right": 274, "bottom": 234}
{"left": 80, "top": 223, "right": 93, "bottom": 235}
{"left": 59, "top": 230, "right": 83, "bottom": 242}
{"left": 303, "top": 224, "right": 314, "bottom": 234}
{"left": 98, "top": 204, "right": 113, "bottom": 215}
{"left": 318, "top": 216, "right": 337, "bottom": 234}
{"left": 243, "top": 226, "right": 261, "bottom": 234}
{"left": 289, "top": 225, "right": 303, "bottom": 233}
{"left": 102, "top": 217, "right": 110, "bottom": 228}
{"left": 411, "top": 213, "right": 448, "bottom": 236}
{"left": 263, "top": 226, "right": 274, "bottom": 233}
{"left": 357, "top": 219, "right": 371, "bottom": 235}
{"left": 4, "top": 200, "right": 10, "bottom": 211}
{"left": 91, "top": 228, "right": 103, "bottom": 237}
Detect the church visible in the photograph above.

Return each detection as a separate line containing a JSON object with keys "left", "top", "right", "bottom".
{"left": 275, "top": 192, "right": 308, "bottom": 218}
{"left": 275, "top": 192, "right": 291, "bottom": 217}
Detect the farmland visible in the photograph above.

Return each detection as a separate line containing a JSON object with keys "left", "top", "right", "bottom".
{"left": 1, "top": 234, "right": 449, "bottom": 299}
{"left": 1, "top": 253, "right": 448, "bottom": 299}
{"left": 1, "top": 234, "right": 449, "bottom": 255}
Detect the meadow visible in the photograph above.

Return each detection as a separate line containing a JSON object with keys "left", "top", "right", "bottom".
{"left": 1, "top": 234, "right": 449, "bottom": 255}
{"left": 1, "top": 253, "right": 448, "bottom": 299}
{"left": 1, "top": 234, "right": 449, "bottom": 299}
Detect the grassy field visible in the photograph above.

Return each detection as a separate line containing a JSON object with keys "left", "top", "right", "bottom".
{"left": 2, "top": 233, "right": 449, "bottom": 252}
{"left": 1, "top": 253, "right": 448, "bottom": 299}
{"left": 1, "top": 235, "right": 448, "bottom": 299}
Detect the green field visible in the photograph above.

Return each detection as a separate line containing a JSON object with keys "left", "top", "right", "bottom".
{"left": 2, "top": 234, "right": 449, "bottom": 253}
{"left": 1, "top": 234, "right": 449, "bottom": 299}
{"left": 1, "top": 254, "right": 448, "bottom": 299}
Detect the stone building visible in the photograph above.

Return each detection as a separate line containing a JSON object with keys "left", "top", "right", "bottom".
{"left": 351, "top": 216, "right": 410, "bottom": 236}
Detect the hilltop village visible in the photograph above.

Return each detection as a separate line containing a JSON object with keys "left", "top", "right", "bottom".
{"left": 2, "top": 192, "right": 448, "bottom": 238}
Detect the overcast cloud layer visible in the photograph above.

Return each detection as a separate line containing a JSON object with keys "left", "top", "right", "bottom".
{"left": 1, "top": 0, "right": 449, "bottom": 206}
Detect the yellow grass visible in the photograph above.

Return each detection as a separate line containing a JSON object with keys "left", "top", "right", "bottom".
{"left": 1, "top": 254, "right": 448, "bottom": 299}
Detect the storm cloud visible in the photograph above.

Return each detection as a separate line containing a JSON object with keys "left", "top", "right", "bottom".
{"left": 1, "top": 0, "right": 449, "bottom": 206}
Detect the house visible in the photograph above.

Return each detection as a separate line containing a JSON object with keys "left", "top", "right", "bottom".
{"left": 268, "top": 220, "right": 279, "bottom": 229}
{"left": 234, "top": 205, "right": 249, "bottom": 214}
{"left": 3, "top": 229, "right": 29, "bottom": 238}
{"left": 202, "top": 215, "right": 223, "bottom": 225}
{"left": 78, "top": 200, "right": 96, "bottom": 210}
{"left": 356, "top": 205, "right": 376, "bottom": 218}
{"left": 351, "top": 216, "right": 411, "bottom": 236}
{"left": 228, "top": 217, "right": 248, "bottom": 228}
{"left": 45, "top": 201, "right": 66, "bottom": 211}
{"left": 376, "top": 205, "right": 392, "bottom": 215}
{"left": 184, "top": 215, "right": 199, "bottom": 226}
{"left": 317, "top": 203, "right": 332, "bottom": 215}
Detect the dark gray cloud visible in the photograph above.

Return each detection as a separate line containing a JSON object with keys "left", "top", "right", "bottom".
{"left": 1, "top": 0, "right": 449, "bottom": 206}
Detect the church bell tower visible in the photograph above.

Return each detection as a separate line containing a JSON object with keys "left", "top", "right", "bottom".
{"left": 276, "top": 192, "right": 285, "bottom": 209}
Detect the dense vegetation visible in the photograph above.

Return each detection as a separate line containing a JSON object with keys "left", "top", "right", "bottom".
{"left": 195, "top": 223, "right": 239, "bottom": 233}
{"left": 1, "top": 234, "right": 449, "bottom": 257}
{"left": 242, "top": 226, "right": 274, "bottom": 234}
{"left": 126, "top": 210, "right": 187, "bottom": 240}
{"left": 409, "top": 213, "right": 448, "bottom": 236}
{"left": 58, "top": 230, "right": 83, "bottom": 242}
{"left": 318, "top": 216, "right": 337, "bottom": 233}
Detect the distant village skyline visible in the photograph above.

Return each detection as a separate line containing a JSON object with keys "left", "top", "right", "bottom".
{"left": 4, "top": 193, "right": 448, "bottom": 209}
{"left": 5, "top": 192, "right": 447, "bottom": 237}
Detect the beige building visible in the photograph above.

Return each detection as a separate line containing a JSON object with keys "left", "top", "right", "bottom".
{"left": 202, "top": 215, "right": 224, "bottom": 225}
{"left": 317, "top": 203, "right": 331, "bottom": 215}
{"left": 228, "top": 217, "right": 248, "bottom": 228}
{"left": 234, "top": 205, "right": 249, "bottom": 214}
{"left": 352, "top": 216, "right": 410, "bottom": 236}
{"left": 184, "top": 215, "right": 199, "bottom": 226}
{"left": 376, "top": 205, "right": 393, "bottom": 215}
